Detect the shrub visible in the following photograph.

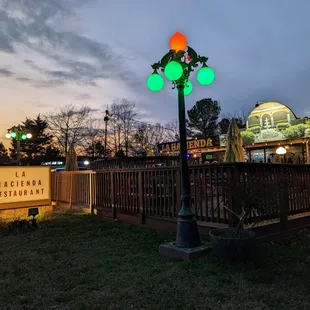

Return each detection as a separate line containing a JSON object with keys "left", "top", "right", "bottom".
{"left": 305, "top": 128, "right": 310, "bottom": 138}
{"left": 2, "top": 219, "right": 35, "bottom": 235}
{"left": 283, "top": 124, "right": 307, "bottom": 138}
{"left": 248, "top": 126, "right": 261, "bottom": 134}
{"left": 276, "top": 123, "right": 289, "bottom": 130}
{"left": 241, "top": 131, "right": 255, "bottom": 145}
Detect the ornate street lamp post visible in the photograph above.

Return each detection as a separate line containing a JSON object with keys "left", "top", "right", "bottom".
{"left": 147, "top": 32, "right": 215, "bottom": 251}
{"left": 5, "top": 125, "right": 32, "bottom": 166}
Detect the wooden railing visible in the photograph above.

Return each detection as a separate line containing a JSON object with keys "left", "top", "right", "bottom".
{"left": 51, "top": 163, "right": 310, "bottom": 227}
{"left": 91, "top": 156, "right": 180, "bottom": 170}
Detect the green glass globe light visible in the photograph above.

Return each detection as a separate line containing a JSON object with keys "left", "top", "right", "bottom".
{"left": 147, "top": 73, "right": 164, "bottom": 92}
{"left": 11, "top": 132, "right": 17, "bottom": 138}
{"left": 184, "top": 80, "right": 193, "bottom": 96}
{"left": 21, "top": 134, "right": 27, "bottom": 140}
{"left": 164, "top": 61, "right": 183, "bottom": 81}
{"left": 197, "top": 66, "right": 215, "bottom": 86}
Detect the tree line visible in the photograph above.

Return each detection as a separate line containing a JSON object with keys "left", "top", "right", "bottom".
{"left": 0, "top": 98, "right": 246, "bottom": 165}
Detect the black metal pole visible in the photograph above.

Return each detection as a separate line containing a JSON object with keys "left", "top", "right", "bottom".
{"left": 104, "top": 119, "right": 108, "bottom": 158}
{"left": 16, "top": 139, "right": 21, "bottom": 166}
{"left": 175, "top": 84, "right": 201, "bottom": 248}
{"left": 125, "top": 135, "right": 128, "bottom": 157}
{"left": 118, "top": 126, "right": 121, "bottom": 151}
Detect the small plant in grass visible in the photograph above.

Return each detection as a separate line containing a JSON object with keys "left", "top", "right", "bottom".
{"left": 3, "top": 219, "right": 35, "bottom": 235}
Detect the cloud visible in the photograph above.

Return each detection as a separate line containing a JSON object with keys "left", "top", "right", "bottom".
{"left": 15, "top": 77, "right": 31, "bottom": 82}
{"left": 0, "top": 0, "right": 140, "bottom": 90}
{"left": 34, "top": 102, "right": 55, "bottom": 108}
{"left": 0, "top": 36, "right": 15, "bottom": 53}
{"left": 24, "top": 59, "right": 34, "bottom": 65}
{"left": 75, "top": 93, "right": 92, "bottom": 101}
{"left": 0, "top": 68, "right": 14, "bottom": 76}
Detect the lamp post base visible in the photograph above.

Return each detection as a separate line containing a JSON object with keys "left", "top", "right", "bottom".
{"left": 158, "top": 241, "right": 211, "bottom": 261}
{"left": 176, "top": 218, "right": 201, "bottom": 248}
{"left": 158, "top": 216, "right": 208, "bottom": 261}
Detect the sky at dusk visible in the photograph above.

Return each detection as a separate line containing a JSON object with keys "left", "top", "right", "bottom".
{"left": 1, "top": 0, "right": 310, "bottom": 147}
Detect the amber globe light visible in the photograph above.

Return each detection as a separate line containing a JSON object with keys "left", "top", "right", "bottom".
{"left": 169, "top": 32, "right": 187, "bottom": 53}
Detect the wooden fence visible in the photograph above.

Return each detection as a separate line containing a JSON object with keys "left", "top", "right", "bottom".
{"left": 51, "top": 163, "right": 310, "bottom": 230}
{"left": 91, "top": 156, "right": 179, "bottom": 170}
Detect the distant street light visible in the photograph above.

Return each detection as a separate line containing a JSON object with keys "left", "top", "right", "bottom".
{"left": 5, "top": 125, "right": 32, "bottom": 166}
{"left": 147, "top": 32, "right": 215, "bottom": 249}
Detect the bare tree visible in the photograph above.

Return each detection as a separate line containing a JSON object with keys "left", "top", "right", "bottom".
{"left": 131, "top": 122, "right": 165, "bottom": 156}
{"left": 81, "top": 118, "right": 105, "bottom": 158}
{"left": 219, "top": 109, "right": 248, "bottom": 134}
{"left": 108, "top": 104, "right": 122, "bottom": 154}
{"left": 164, "top": 119, "right": 179, "bottom": 141}
{"left": 221, "top": 109, "right": 248, "bottom": 125}
{"left": 45, "top": 104, "right": 92, "bottom": 156}
{"left": 108, "top": 98, "right": 138, "bottom": 156}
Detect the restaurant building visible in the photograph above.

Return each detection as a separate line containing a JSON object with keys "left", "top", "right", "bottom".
{"left": 158, "top": 101, "right": 310, "bottom": 164}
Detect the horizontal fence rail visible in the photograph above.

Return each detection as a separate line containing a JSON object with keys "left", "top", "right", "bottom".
{"left": 92, "top": 156, "right": 180, "bottom": 170}
{"left": 51, "top": 163, "right": 310, "bottom": 227}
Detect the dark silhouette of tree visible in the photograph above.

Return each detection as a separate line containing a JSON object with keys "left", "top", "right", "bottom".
{"left": 220, "top": 110, "right": 247, "bottom": 130}
{"left": 115, "top": 149, "right": 125, "bottom": 158}
{"left": 9, "top": 115, "right": 60, "bottom": 165}
{"left": 186, "top": 98, "right": 221, "bottom": 137}
{"left": 45, "top": 104, "right": 92, "bottom": 157}
{"left": 218, "top": 116, "right": 246, "bottom": 135}
{"left": 85, "top": 140, "right": 105, "bottom": 159}
{"left": 81, "top": 119, "right": 105, "bottom": 159}
{"left": 23, "top": 116, "right": 55, "bottom": 164}
{"left": 44, "top": 146, "right": 61, "bottom": 162}
{"left": 218, "top": 118, "right": 231, "bottom": 135}
{"left": 164, "top": 119, "right": 179, "bottom": 141}
{"left": 109, "top": 99, "right": 137, "bottom": 156}
{"left": 0, "top": 142, "right": 8, "bottom": 165}
{"left": 131, "top": 122, "right": 164, "bottom": 156}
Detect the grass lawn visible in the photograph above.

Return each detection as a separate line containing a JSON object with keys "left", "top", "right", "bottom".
{"left": 1, "top": 211, "right": 310, "bottom": 309}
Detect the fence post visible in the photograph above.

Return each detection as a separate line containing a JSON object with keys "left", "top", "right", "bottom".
{"left": 176, "top": 169, "right": 181, "bottom": 216}
{"left": 110, "top": 172, "right": 116, "bottom": 219}
{"left": 226, "top": 167, "right": 234, "bottom": 227}
{"left": 279, "top": 177, "right": 289, "bottom": 230}
{"left": 56, "top": 173, "right": 60, "bottom": 207}
{"left": 138, "top": 171, "right": 145, "bottom": 224}
{"left": 69, "top": 173, "right": 73, "bottom": 209}
{"left": 89, "top": 172, "right": 93, "bottom": 214}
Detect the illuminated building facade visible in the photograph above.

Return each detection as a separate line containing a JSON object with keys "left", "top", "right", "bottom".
{"left": 158, "top": 102, "right": 310, "bottom": 164}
